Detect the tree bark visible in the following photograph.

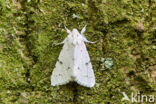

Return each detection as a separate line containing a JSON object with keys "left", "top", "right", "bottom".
{"left": 0, "top": 0, "right": 155, "bottom": 104}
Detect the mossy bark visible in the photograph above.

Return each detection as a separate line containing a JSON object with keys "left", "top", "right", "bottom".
{"left": 0, "top": 0, "right": 156, "bottom": 104}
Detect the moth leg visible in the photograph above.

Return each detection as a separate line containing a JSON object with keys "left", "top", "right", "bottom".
{"left": 54, "top": 38, "right": 67, "bottom": 45}
{"left": 81, "top": 24, "right": 96, "bottom": 44}
{"left": 83, "top": 38, "right": 97, "bottom": 44}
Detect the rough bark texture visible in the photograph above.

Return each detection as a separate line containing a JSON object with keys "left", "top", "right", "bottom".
{"left": 0, "top": 0, "right": 156, "bottom": 104}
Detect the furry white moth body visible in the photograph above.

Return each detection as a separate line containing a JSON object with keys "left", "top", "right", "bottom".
{"left": 51, "top": 25, "right": 95, "bottom": 88}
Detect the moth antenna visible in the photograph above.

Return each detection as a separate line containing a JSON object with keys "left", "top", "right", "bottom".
{"left": 64, "top": 25, "right": 71, "bottom": 34}
{"left": 81, "top": 24, "right": 87, "bottom": 35}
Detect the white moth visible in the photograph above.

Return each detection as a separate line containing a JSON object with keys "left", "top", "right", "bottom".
{"left": 51, "top": 25, "right": 95, "bottom": 88}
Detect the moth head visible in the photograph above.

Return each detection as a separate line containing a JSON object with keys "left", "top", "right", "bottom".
{"left": 65, "top": 28, "right": 82, "bottom": 46}
{"left": 65, "top": 25, "right": 88, "bottom": 46}
{"left": 70, "top": 28, "right": 82, "bottom": 45}
{"left": 65, "top": 25, "right": 87, "bottom": 36}
{"left": 72, "top": 28, "right": 80, "bottom": 36}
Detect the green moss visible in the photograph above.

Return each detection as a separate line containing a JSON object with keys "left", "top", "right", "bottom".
{"left": 0, "top": 0, "right": 29, "bottom": 90}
